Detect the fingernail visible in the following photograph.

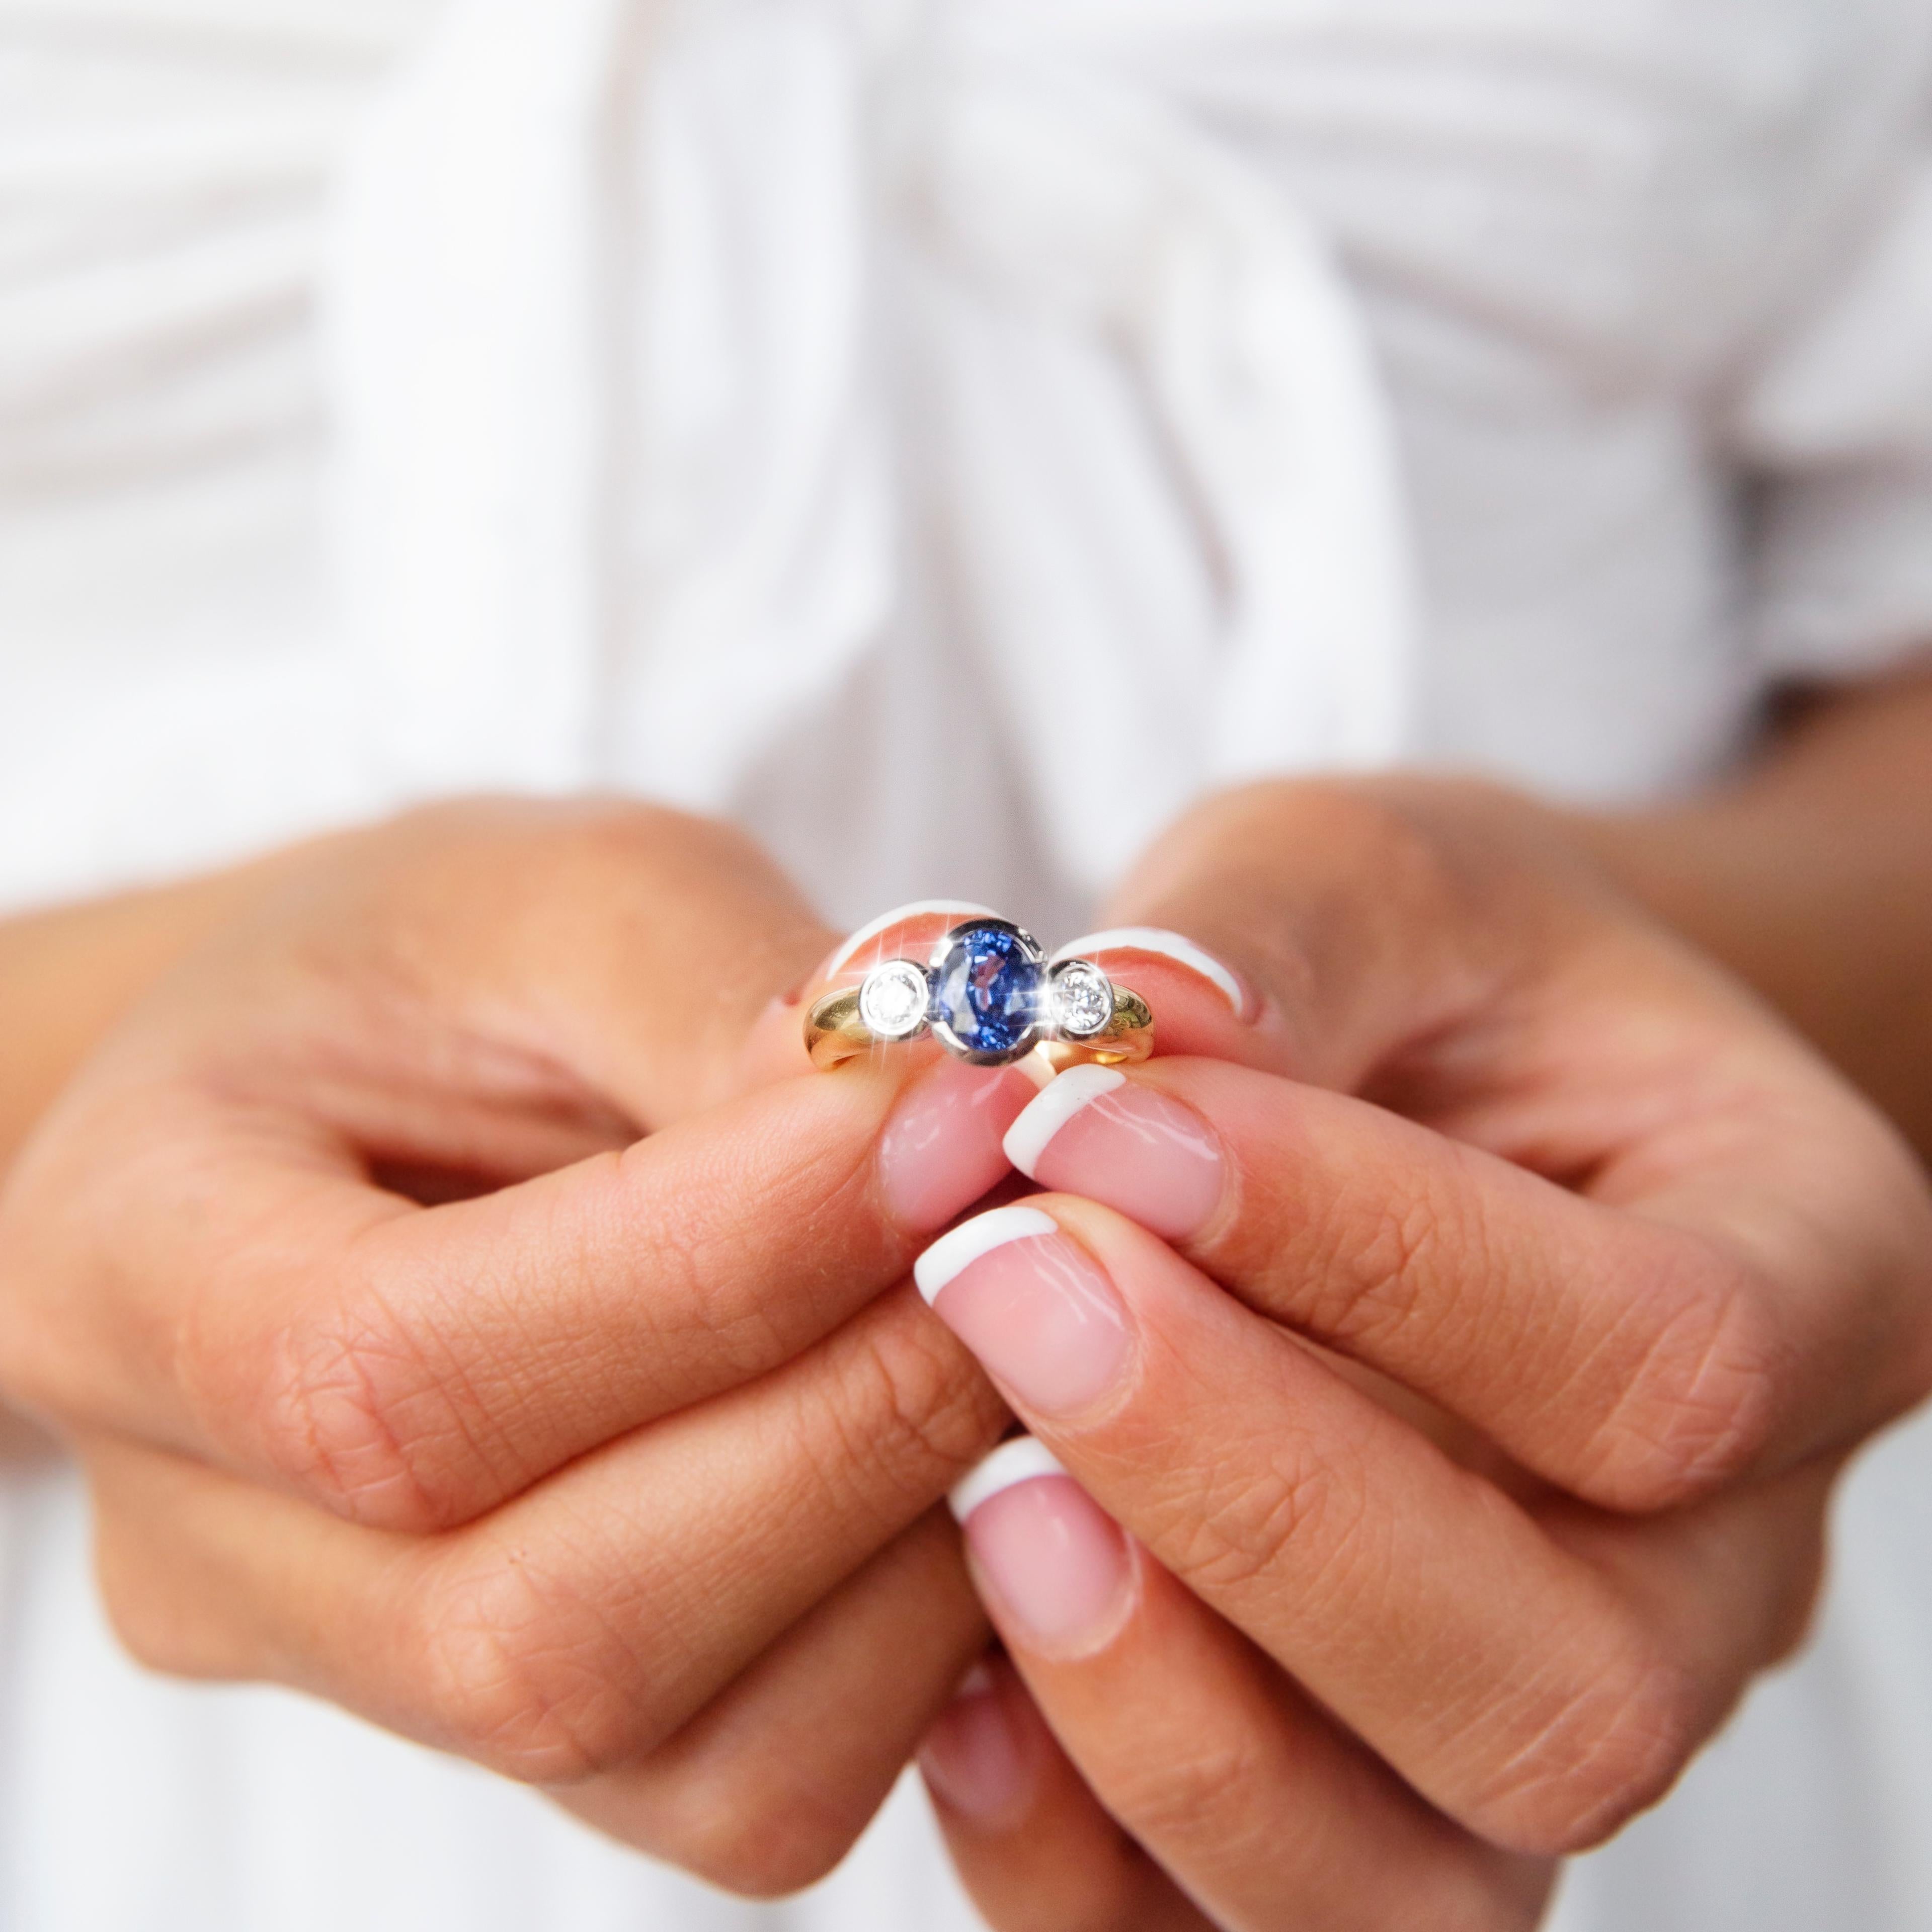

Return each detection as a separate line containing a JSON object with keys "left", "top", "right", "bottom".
{"left": 915, "top": 1206, "right": 1130, "bottom": 1415}
{"left": 1052, "top": 927, "right": 1250, "bottom": 1019}
{"left": 950, "top": 1438, "right": 1134, "bottom": 1658}
{"left": 918, "top": 1661, "right": 1032, "bottom": 1826}
{"left": 1004, "top": 1067, "right": 1225, "bottom": 1242}
{"left": 878, "top": 1061, "right": 1035, "bottom": 1233}
{"left": 827, "top": 900, "right": 998, "bottom": 977}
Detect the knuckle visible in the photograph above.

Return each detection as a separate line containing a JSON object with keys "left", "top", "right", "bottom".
{"left": 1107, "top": 1728, "right": 1276, "bottom": 1856}
{"left": 1135, "top": 1401, "right": 1366, "bottom": 1607}
{"left": 240, "top": 1220, "right": 531, "bottom": 1535}
{"left": 406, "top": 1552, "right": 649, "bottom": 1786}
{"left": 1308, "top": 1174, "right": 1464, "bottom": 1352}
{"left": 1579, "top": 1255, "right": 1781, "bottom": 1511}
{"left": 1471, "top": 1637, "right": 1700, "bottom": 1856}
{"left": 621, "top": 1176, "right": 798, "bottom": 1381}
{"left": 251, "top": 1287, "right": 471, "bottom": 1533}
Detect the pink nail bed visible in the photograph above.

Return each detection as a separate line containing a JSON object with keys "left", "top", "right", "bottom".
{"left": 1003, "top": 1068, "right": 1224, "bottom": 1241}
{"left": 916, "top": 1208, "right": 1130, "bottom": 1416}
{"left": 918, "top": 1666, "right": 1030, "bottom": 1824}
{"left": 949, "top": 1438, "right": 1133, "bottom": 1658}
{"left": 877, "top": 1061, "right": 1035, "bottom": 1233}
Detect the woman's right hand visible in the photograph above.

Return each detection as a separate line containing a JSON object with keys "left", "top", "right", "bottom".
{"left": 0, "top": 801, "right": 1035, "bottom": 1893}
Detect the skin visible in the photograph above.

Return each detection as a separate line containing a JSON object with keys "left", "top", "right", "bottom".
{"left": 0, "top": 799, "right": 1034, "bottom": 1894}
{"left": 1567, "top": 671, "right": 1932, "bottom": 1161}
{"left": 0, "top": 673, "right": 1928, "bottom": 1914}
{"left": 921, "top": 763, "right": 1932, "bottom": 1928}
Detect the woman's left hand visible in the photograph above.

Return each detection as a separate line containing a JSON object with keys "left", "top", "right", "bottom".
{"left": 911, "top": 778, "right": 1932, "bottom": 1930}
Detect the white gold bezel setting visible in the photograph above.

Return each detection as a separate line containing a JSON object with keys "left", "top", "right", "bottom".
{"left": 1046, "top": 958, "right": 1115, "bottom": 1041}
{"left": 857, "top": 957, "right": 933, "bottom": 1041}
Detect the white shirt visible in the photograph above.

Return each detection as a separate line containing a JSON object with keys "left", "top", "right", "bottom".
{"left": 4, "top": 1, "right": 1932, "bottom": 1926}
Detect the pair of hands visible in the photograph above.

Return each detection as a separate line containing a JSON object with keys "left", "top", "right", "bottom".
{"left": 1, "top": 783, "right": 1928, "bottom": 1927}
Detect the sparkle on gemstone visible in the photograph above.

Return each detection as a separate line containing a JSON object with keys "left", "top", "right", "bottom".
{"left": 930, "top": 923, "right": 1042, "bottom": 1061}
{"left": 1050, "top": 960, "right": 1114, "bottom": 1039}
{"left": 859, "top": 959, "right": 931, "bottom": 1040}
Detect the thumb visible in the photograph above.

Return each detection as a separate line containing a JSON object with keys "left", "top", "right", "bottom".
{"left": 1096, "top": 777, "right": 1601, "bottom": 1093}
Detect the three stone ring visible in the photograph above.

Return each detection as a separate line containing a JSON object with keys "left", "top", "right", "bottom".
{"left": 806, "top": 917, "right": 1154, "bottom": 1072}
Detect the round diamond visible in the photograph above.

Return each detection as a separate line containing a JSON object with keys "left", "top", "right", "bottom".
{"left": 859, "top": 959, "right": 930, "bottom": 1040}
{"left": 1050, "top": 960, "right": 1114, "bottom": 1039}
{"left": 930, "top": 922, "right": 1043, "bottom": 1062}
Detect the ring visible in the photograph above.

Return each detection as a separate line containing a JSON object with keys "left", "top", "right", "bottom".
{"left": 806, "top": 917, "right": 1154, "bottom": 1072}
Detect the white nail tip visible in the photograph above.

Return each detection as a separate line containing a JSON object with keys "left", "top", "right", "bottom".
{"left": 914, "top": 1205, "right": 1059, "bottom": 1305}
{"left": 1002, "top": 1065, "right": 1126, "bottom": 1178}
{"left": 949, "top": 1437, "right": 1069, "bottom": 1523}
{"left": 1052, "top": 928, "right": 1247, "bottom": 1019}
{"left": 829, "top": 901, "right": 998, "bottom": 974}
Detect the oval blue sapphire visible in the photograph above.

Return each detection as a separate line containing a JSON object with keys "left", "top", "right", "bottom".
{"left": 930, "top": 923, "right": 1042, "bottom": 1061}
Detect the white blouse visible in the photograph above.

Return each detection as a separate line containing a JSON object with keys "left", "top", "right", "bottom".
{"left": 3, "top": 1, "right": 1932, "bottom": 1927}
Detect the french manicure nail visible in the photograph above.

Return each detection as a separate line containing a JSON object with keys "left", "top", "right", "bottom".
{"left": 878, "top": 1061, "right": 1034, "bottom": 1233}
{"left": 1052, "top": 927, "right": 1250, "bottom": 1019}
{"left": 916, "top": 1206, "right": 1131, "bottom": 1415}
{"left": 950, "top": 1438, "right": 1134, "bottom": 1658}
{"left": 918, "top": 1660, "right": 1032, "bottom": 1825}
{"left": 948, "top": 1432, "right": 1070, "bottom": 1521}
{"left": 827, "top": 900, "right": 999, "bottom": 976}
{"left": 1003, "top": 1068, "right": 1225, "bottom": 1242}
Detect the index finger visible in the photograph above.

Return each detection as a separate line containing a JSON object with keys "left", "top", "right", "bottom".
{"left": 1, "top": 1044, "right": 1035, "bottom": 1534}
{"left": 1002, "top": 1053, "right": 1930, "bottom": 1509}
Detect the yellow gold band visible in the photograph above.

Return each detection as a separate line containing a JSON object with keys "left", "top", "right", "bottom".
{"left": 804, "top": 989, "right": 872, "bottom": 1071}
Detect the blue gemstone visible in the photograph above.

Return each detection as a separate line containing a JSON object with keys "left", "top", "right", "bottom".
{"left": 932, "top": 925, "right": 1041, "bottom": 1058}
